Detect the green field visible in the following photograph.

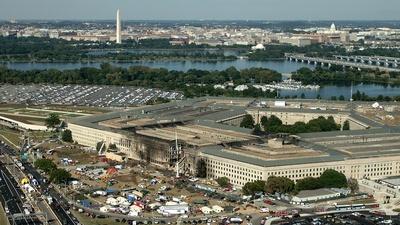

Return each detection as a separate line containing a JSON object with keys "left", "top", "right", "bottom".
{"left": 0, "top": 127, "right": 21, "bottom": 147}
{"left": 0, "top": 204, "right": 10, "bottom": 225}
{"left": 0, "top": 104, "right": 110, "bottom": 124}
{"left": 71, "top": 211, "right": 123, "bottom": 225}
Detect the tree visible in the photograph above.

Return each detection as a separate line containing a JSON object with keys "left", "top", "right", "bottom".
{"left": 295, "top": 177, "right": 322, "bottom": 191}
{"left": 216, "top": 177, "right": 230, "bottom": 188}
{"left": 265, "top": 176, "right": 295, "bottom": 194}
{"left": 260, "top": 116, "right": 268, "bottom": 127}
{"left": 343, "top": 120, "right": 350, "bottom": 130}
{"left": 263, "top": 115, "right": 283, "bottom": 132}
{"left": 267, "top": 115, "right": 283, "bottom": 127}
{"left": 45, "top": 113, "right": 61, "bottom": 129}
{"left": 240, "top": 115, "right": 255, "bottom": 129}
{"left": 61, "top": 129, "right": 73, "bottom": 142}
{"left": 252, "top": 124, "right": 263, "bottom": 135}
{"left": 319, "top": 169, "right": 347, "bottom": 188}
{"left": 109, "top": 143, "right": 117, "bottom": 150}
{"left": 242, "top": 180, "right": 266, "bottom": 195}
{"left": 347, "top": 178, "right": 359, "bottom": 193}
{"left": 196, "top": 159, "right": 207, "bottom": 178}
{"left": 34, "top": 159, "right": 57, "bottom": 173}
{"left": 50, "top": 168, "right": 71, "bottom": 184}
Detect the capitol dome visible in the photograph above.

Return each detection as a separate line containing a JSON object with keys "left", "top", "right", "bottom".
{"left": 330, "top": 23, "right": 336, "bottom": 32}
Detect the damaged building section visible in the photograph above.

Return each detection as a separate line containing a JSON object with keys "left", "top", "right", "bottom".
{"left": 69, "top": 97, "right": 400, "bottom": 186}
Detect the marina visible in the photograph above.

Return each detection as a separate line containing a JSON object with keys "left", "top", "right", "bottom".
{"left": 263, "top": 79, "right": 320, "bottom": 91}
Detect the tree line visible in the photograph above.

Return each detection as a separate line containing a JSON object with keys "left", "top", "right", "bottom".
{"left": 352, "top": 90, "right": 400, "bottom": 102}
{"left": 292, "top": 66, "right": 400, "bottom": 85}
{"left": 34, "top": 158, "right": 71, "bottom": 184}
{"left": 240, "top": 114, "right": 344, "bottom": 134}
{"left": 0, "top": 64, "right": 280, "bottom": 98}
{"left": 242, "top": 169, "right": 356, "bottom": 196}
{"left": 0, "top": 37, "right": 238, "bottom": 62}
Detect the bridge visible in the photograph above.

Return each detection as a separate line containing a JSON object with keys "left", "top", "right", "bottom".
{"left": 286, "top": 53, "right": 400, "bottom": 72}
{"left": 333, "top": 55, "right": 400, "bottom": 68}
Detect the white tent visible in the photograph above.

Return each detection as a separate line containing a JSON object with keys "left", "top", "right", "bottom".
{"left": 128, "top": 210, "right": 139, "bottom": 217}
{"left": 372, "top": 102, "right": 380, "bottom": 108}
{"left": 100, "top": 205, "right": 110, "bottom": 212}
{"left": 200, "top": 206, "right": 212, "bottom": 215}
{"left": 117, "top": 196, "right": 128, "bottom": 204}
{"left": 106, "top": 197, "right": 119, "bottom": 206}
{"left": 212, "top": 205, "right": 224, "bottom": 213}
{"left": 130, "top": 205, "right": 142, "bottom": 213}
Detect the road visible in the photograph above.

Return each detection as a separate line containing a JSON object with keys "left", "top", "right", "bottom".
{"left": 0, "top": 162, "right": 41, "bottom": 225}
{"left": 0, "top": 142, "right": 77, "bottom": 225}
{"left": 22, "top": 161, "right": 78, "bottom": 225}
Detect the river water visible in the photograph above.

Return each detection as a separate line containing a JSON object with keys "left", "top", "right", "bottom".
{"left": 279, "top": 83, "right": 400, "bottom": 99}
{"left": 3, "top": 60, "right": 313, "bottom": 74}
{"left": 2, "top": 60, "right": 399, "bottom": 99}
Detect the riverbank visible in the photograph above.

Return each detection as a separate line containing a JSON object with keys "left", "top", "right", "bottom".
{"left": 0, "top": 57, "right": 238, "bottom": 64}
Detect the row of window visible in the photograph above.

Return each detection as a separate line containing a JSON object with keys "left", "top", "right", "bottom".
{"left": 206, "top": 160, "right": 261, "bottom": 175}
{"left": 266, "top": 166, "right": 345, "bottom": 176}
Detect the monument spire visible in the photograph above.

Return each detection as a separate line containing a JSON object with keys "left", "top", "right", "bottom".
{"left": 116, "top": 9, "right": 121, "bottom": 44}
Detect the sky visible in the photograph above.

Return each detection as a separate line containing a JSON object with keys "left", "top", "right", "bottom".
{"left": 1, "top": 0, "right": 399, "bottom": 21}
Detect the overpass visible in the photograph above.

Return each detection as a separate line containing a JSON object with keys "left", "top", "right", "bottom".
{"left": 286, "top": 53, "right": 400, "bottom": 72}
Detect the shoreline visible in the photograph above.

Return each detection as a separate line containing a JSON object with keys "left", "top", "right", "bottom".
{"left": 0, "top": 58, "right": 287, "bottom": 64}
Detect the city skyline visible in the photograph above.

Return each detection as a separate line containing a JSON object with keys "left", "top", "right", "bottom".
{"left": 1, "top": 0, "right": 400, "bottom": 21}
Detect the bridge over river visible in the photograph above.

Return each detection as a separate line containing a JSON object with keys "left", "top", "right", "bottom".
{"left": 286, "top": 53, "right": 400, "bottom": 73}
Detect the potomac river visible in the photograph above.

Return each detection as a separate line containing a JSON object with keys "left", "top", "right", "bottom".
{"left": 2, "top": 59, "right": 400, "bottom": 100}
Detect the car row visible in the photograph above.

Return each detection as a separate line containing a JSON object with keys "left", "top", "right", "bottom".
{"left": 0, "top": 84, "right": 183, "bottom": 107}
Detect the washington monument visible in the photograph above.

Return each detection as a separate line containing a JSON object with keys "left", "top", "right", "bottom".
{"left": 116, "top": 9, "right": 121, "bottom": 44}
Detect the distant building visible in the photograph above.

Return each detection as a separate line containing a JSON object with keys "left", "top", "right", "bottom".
{"left": 279, "top": 37, "right": 312, "bottom": 47}
{"left": 169, "top": 35, "right": 189, "bottom": 45}
{"left": 251, "top": 43, "right": 265, "bottom": 50}
{"left": 330, "top": 23, "right": 337, "bottom": 33}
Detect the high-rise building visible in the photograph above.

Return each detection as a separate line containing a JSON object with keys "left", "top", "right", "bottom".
{"left": 116, "top": 9, "right": 121, "bottom": 44}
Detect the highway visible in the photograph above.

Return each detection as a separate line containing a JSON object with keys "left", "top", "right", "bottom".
{"left": 0, "top": 162, "right": 41, "bottom": 225}
{"left": 23, "top": 162, "right": 78, "bottom": 225}
{"left": 0, "top": 142, "right": 77, "bottom": 225}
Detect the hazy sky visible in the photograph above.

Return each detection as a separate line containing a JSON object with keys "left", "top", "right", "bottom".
{"left": 1, "top": 0, "right": 399, "bottom": 21}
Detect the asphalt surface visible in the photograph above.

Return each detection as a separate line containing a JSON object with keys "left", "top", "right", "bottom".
{"left": 0, "top": 143, "right": 77, "bottom": 225}
{"left": 272, "top": 212, "right": 400, "bottom": 225}
{"left": 0, "top": 162, "right": 41, "bottom": 224}
{"left": 0, "top": 84, "right": 183, "bottom": 107}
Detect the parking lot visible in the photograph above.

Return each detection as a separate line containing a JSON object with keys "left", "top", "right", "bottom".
{"left": 0, "top": 84, "right": 184, "bottom": 107}
{"left": 274, "top": 212, "right": 400, "bottom": 225}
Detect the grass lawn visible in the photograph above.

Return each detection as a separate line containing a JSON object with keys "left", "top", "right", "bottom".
{"left": 0, "top": 113, "right": 46, "bottom": 124}
{"left": 55, "top": 148, "right": 98, "bottom": 164}
{"left": 0, "top": 127, "right": 21, "bottom": 147}
{"left": 30, "top": 130, "right": 54, "bottom": 142}
{"left": 31, "top": 105, "right": 111, "bottom": 114}
{"left": 71, "top": 210, "right": 123, "bottom": 225}
{"left": 339, "top": 198, "right": 376, "bottom": 205}
{"left": 0, "top": 204, "right": 10, "bottom": 225}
